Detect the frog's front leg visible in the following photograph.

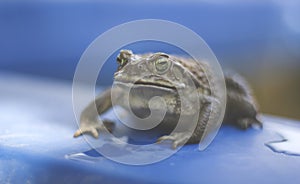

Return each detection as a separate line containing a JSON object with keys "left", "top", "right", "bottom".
{"left": 73, "top": 88, "right": 116, "bottom": 138}
{"left": 157, "top": 96, "right": 218, "bottom": 149}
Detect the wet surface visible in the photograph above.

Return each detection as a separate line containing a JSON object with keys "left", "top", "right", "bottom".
{"left": 264, "top": 119, "right": 300, "bottom": 156}
{"left": 1, "top": 73, "right": 300, "bottom": 183}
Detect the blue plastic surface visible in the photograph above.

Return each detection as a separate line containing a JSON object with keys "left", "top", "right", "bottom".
{"left": 1, "top": 73, "right": 300, "bottom": 184}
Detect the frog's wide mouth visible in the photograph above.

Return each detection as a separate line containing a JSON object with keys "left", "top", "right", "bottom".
{"left": 134, "top": 80, "right": 176, "bottom": 90}
{"left": 114, "top": 79, "right": 177, "bottom": 91}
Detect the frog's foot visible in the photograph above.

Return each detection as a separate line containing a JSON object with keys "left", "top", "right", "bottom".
{"left": 156, "top": 132, "right": 192, "bottom": 149}
{"left": 73, "top": 120, "right": 115, "bottom": 138}
{"left": 237, "top": 117, "right": 263, "bottom": 130}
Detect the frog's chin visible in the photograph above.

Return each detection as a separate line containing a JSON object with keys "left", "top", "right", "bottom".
{"left": 113, "top": 81, "right": 176, "bottom": 93}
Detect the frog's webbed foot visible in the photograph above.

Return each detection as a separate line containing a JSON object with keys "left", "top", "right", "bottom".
{"left": 73, "top": 120, "right": 115, "bottom": 138}
{"left": 156, "top": 132, "right": 192, "bottom": 149}
{"left": 237, "top": 117, "right": 263, "bottom": 130}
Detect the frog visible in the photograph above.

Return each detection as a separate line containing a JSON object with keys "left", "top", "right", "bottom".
{"left": 73, "top": 50, "right": 262, "bottom": 149}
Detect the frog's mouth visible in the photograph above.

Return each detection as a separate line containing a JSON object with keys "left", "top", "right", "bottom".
{"left": 114, "top": 79, "right": 177, "bottom": 91}
{"left": 134, "top": 80, "right": 176, "bottom": 90}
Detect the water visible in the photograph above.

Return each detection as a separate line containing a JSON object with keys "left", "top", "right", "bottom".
{"left": 265, "top": 124, "right": 300, "bottom": 156}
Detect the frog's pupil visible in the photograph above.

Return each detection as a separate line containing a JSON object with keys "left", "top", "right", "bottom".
{"left": 155, "top": 58, "right": 169, "bottom": 72}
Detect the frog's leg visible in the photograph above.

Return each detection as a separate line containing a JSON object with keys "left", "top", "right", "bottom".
{"left": 224, "top": 73, "right": 263, "bottom": 129}
{"left": 73, "top": 88, "right": 116, "bottom": 138}
{"left": 157, "top": 96, "right": 218, "bottom": 149}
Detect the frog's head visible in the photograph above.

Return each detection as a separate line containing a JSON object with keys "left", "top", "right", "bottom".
{"left": 113, "top": 50, "right": 190, "bottom": 92}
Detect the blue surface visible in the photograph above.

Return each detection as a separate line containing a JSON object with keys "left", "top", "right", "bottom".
{"left": 1, "top": 73, "right": 300, "bottom": 184}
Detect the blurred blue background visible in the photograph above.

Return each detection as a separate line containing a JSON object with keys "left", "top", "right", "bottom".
{"left": 0, "top": 0, "right": 300, "bottom": 119}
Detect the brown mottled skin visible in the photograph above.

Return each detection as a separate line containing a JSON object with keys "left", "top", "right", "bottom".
{"left": 74, "top": 50, "right": 262, "bottom": 149}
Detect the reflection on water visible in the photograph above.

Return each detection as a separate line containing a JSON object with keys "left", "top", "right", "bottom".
{"left": 265, "top": 124, "right": 300, "bottom": 156}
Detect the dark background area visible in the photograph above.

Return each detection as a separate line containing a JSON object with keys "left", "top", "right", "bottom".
{"left": 0, "top": 0, "right": 299, "bottom": 119}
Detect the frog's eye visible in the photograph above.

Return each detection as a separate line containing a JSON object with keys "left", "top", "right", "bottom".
{"left": 117, "top": 58, "right": 128, "bottom": 70}
{"left": 117, "top": 50, "right": 132, "bottom": 70}
{"left": 154, "top": 57, "right": 170, "bottom": 74}
{"left": 119, "top": 58, "right": 128, "bottom": 67}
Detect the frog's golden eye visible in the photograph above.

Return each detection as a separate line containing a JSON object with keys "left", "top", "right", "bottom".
{"left": 155, "top": 57, "right": 170, "bottom": 74}
{"left": 117, "top": 50, "right": 132, "bottom": 70}
{"left": 117, "top": 58, "right": 128, "bottom": 70}
{"left": 119, "top": 59, "right": 127, "bottom": 66}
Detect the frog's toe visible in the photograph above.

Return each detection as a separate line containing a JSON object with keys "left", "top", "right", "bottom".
{"left": 73, "top": 120, "right": 116, "bottom": 138}
{"left": 73, "top": 130, "right": 81, "bottom": 138}
{"left": 73, "top": 126, "right": 99, "bottom": 138}
{"left": 156, "top": 132, "right": 191, "bottom": 149}
{"left": 156, "top": 135, "right": 175, "bottom": 142}
{"left": 237, "top": 117, "right": 263, "bottom": 130}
